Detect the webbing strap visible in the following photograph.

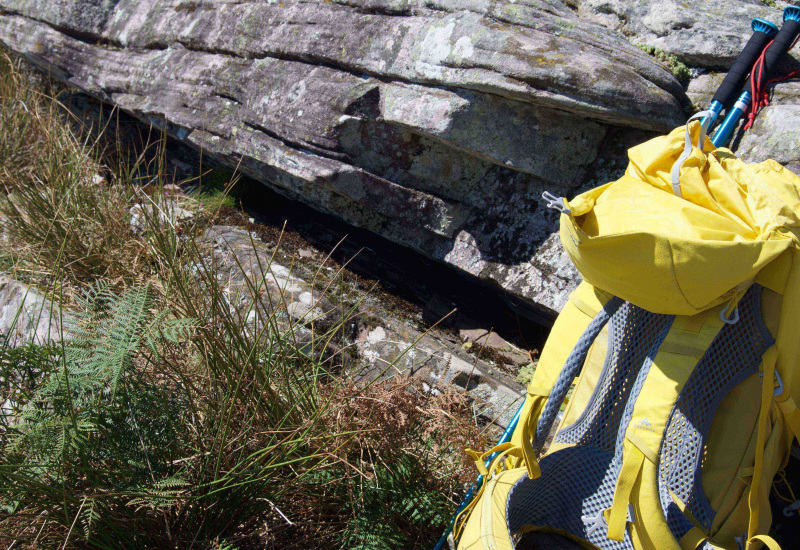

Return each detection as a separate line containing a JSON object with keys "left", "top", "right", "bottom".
{"left": 509, "top": 394, "right": 546, "bottom": 479}
{"left": 747, "top": 345, "right": 779, "bottom": 546}
{"left": 465, "top": 443, "right": 515, "bottom": 477}
{"left": 608, "top": 440, "right": 645, "bottom": 541}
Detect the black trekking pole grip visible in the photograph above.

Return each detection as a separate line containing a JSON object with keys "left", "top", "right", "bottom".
{"left": 747, "top": 8, "right": 800, "bottom": 94}
{"left": 712, "top": 18, "right": 778, "bottom": 108}
{"left": 713, "top": 6, "right": 800, "bottom": 147}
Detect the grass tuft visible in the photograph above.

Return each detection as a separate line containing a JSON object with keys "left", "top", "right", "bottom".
{"left": 0, "top": 53, "right": 480, "bottom": 549}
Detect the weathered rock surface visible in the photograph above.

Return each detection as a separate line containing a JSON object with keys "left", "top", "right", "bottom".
{"left": 573, "top": 0, "right": 784, "bottom": 68}
{"left": 737, "top": 105, "right": 800, "bottom": 173}
{"left": 0, "top": 0, "right": 690, "bottom": 316}
{"left": 0, "top": 273, "right": 63, "bottom": 347}
{"left": 197, "top": 225, "right": 336, "bottom": 329}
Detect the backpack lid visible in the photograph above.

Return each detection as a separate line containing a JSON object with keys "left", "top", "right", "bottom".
{"left": 561, "top": 122, "right": 800, "bottom": 316}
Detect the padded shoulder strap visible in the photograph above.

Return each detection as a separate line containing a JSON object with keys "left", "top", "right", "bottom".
{"left": 527, "top": 282, "right": 612, "bottom": 398}
{"left": 534, "top": 296, "right": 621, "bottom": 454}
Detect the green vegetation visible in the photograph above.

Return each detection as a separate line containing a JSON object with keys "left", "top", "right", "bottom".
{"left": 637, "top": 44, "right": 692, "bottom": 84}
{"left": 516, "top": 362, "right": 537, "bottom": 386}
{"left": 0, "top": 55, "right": 483, "bottom": 549}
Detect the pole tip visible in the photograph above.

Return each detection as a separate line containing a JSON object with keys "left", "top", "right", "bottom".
{"left": 784, "top": 6, "right": 800, "bottom": 22}
{"left": 752, "top": 18, "right": 779, "bottom": 36}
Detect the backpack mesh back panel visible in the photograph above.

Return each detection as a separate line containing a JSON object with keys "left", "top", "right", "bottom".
{"left": 506, "top": 285, "right": 772, "bottom": 549}
{"left": 508, "top": 302, "right": 673, "bottom": 549}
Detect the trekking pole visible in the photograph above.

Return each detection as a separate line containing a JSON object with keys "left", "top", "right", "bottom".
{"left": 433, "top": 401, "right": 525, "bottom": 550}
{"left": 712, "top": 5, "right": 800, "bottom": 147}
{"left": 701, "top": 18, "right": 778, "bottom": 129}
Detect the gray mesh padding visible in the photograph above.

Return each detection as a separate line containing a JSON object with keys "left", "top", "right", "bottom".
{"left": 556, "top": 303, "right": 674, "bottom": 452}
{"left": 659, "top": 285, "right": 773, "bottom": 540}
{"left": 534, "top": 297, "right": 622, "bottom": 455}
{"left": 507, "top": 446, "right": 629, "bottom": 549}
{"left": 507, "top": 303, "right": 673, "bottom": 548}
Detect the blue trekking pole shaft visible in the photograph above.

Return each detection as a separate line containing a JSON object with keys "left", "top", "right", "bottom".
{"left": 433, "top": 401, "right": 525, "bottom": 550}
{"left": 701, "top": 18, "right": 778, "bottom": 129}
{"left": 712, "top": 6, "right": 800, "bottom": 147}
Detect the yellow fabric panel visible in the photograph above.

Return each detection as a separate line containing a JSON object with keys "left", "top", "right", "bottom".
{"left": 708, "top": 405, "right": 787, "bottom": 549}
{"left": 560, "top": 122, "right": 800, "bottom": 316}
{"left": 704, "top": 375, "right": 761, "bottom": 532}
{"left": 759, "top": 288, "right": 782, "bottom": 339}
{"left": 774, "top": 248, "right": 800, "bottom": 406}
{"left": 456, "top": 468, "right": 526, "bottom": 550}
{"left": 625, "top": 312, "right": 723, "bottom": 454}
{"left": 527, "top": 281, "right": 609, "bottom": 397}
{"left": 755, "top": 249, "right": 791, "bottom": 296}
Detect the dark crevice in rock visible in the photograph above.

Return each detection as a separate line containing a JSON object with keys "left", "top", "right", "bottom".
{"left": 213, "top": 92, "right": 242, "bottom": 105}
{"left": 242, "top": 120, "right": 349, "bottom": 162}
{"left": 1, "top": 10, "right": 121, "bottom": 49}
{"left": 329, "top": 1, "right": 413, "bottom": 17}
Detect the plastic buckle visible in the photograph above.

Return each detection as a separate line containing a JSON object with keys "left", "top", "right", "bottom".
{"left": 759, "top": 370, "right": 784, "bottom": 397}
{"left": 582, "top": 509, "right": 607, "bottom": 538}
{"left": 541, "top": 191, "right": 571, "bottom": 215}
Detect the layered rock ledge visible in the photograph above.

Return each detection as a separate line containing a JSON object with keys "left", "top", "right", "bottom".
{"left": 0, "top": 0, "right": 690, "bottom": 315}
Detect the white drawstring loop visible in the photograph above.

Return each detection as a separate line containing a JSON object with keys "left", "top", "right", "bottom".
{"left": 670, "top": 110, "right": 715, "bottom": 198}
{"left": 720, "top": 304, "right": 740, "bottom": 325}
{"left": 542, "top": 191, "right": 571, "bottom": 214}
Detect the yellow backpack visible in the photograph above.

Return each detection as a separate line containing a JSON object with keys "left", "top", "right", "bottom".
{"left": 455, "top": 115, "right": 800, "bottom": 550}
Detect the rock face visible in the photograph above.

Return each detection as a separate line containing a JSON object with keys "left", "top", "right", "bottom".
{"left": 0, "top": 0, "right": 689, "bottom": 316}
{"left": 572, "top": 0, "right": 783, "bottom": 68}
{"left": 737, "top": 105, "right": 800, "bottom": 174}
{"left": 0, "top": 273, "right": 63, "bottom": 347}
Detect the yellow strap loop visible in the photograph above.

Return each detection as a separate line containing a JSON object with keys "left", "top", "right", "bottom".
{"left": 465, "top": 448, "right": 490, "bottom": 476}
{"left": 608, "top": 441, "right": 645, "bottom": 541}
{"left": 510, "top": 395, "right": 546, "bottom": 479}
{"left": 746, "top": 534, "right": 783, "bottom": 550}
{"left": 453, "top": 444, "right": 519, "bottom": 540}
{"left": 679, "top": 525, "right": 708, "bottom": 550}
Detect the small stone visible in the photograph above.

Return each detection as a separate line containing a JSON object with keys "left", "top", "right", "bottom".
{"left": 367, "top": 326, "right": 386, "bottom": 343}
{"left": 286, "top": 301, "right": 325, "bottom": 322}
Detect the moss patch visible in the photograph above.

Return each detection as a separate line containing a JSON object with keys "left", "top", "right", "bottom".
{"left": 637, "top": 44, "right": 691, "bottom": 85}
